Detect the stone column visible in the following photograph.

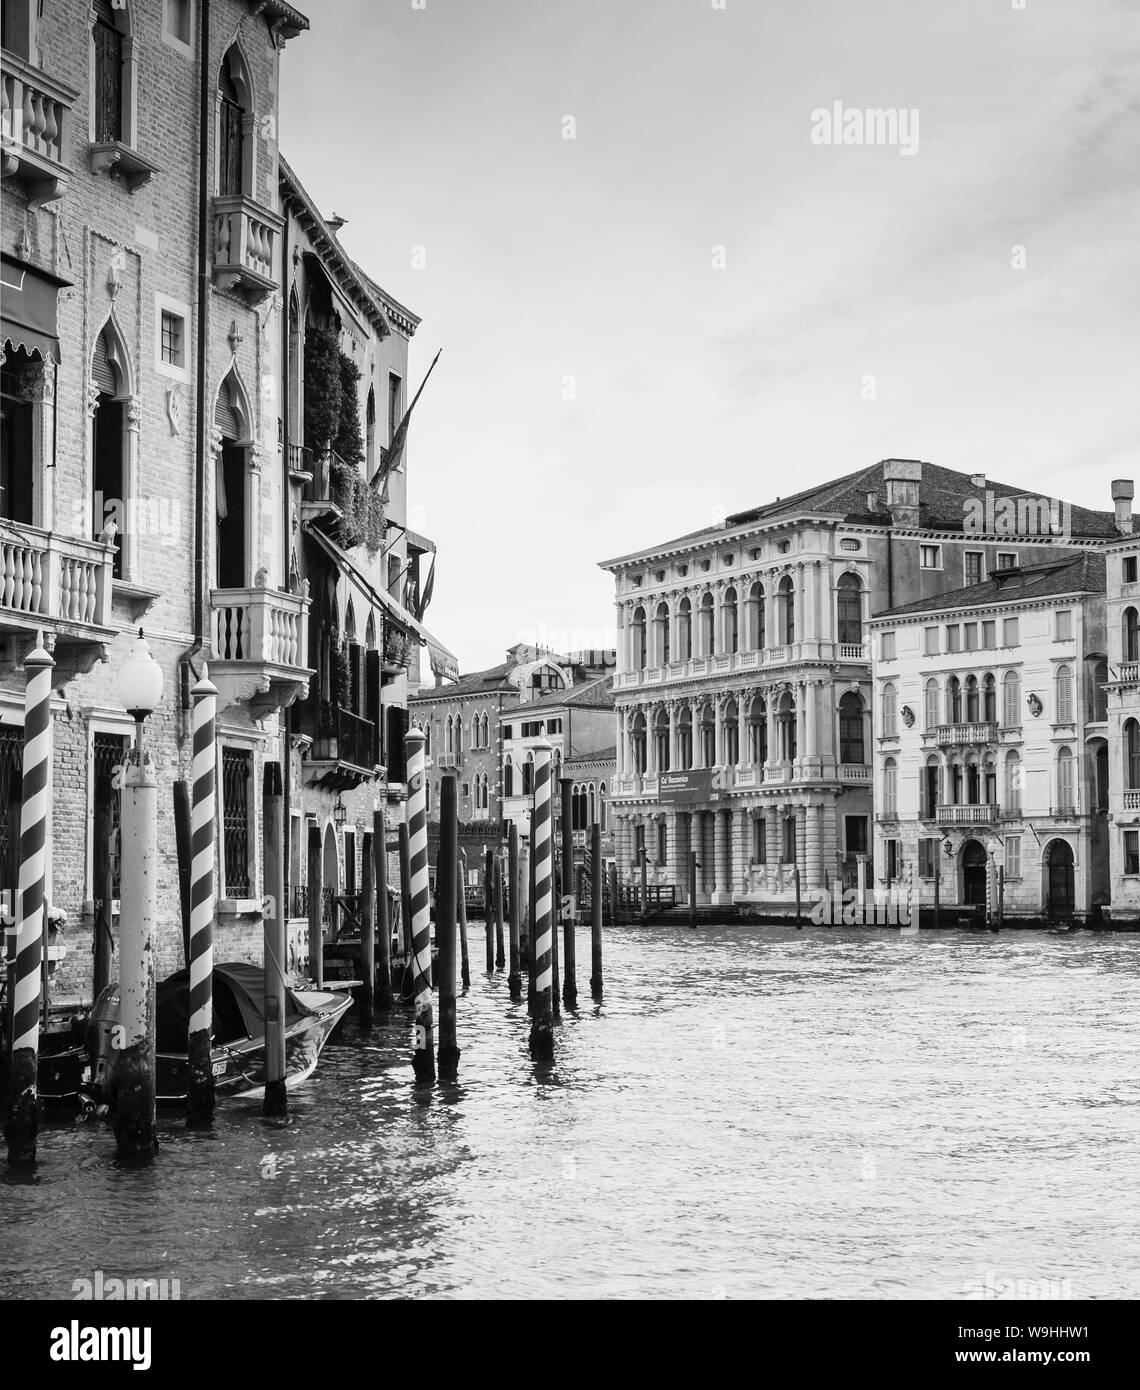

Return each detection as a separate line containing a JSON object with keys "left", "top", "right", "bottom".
{"left": 796, "top": 683, "right": 807, "bottom": 763}
{"left": 805, "top": 679, "right": 817, "bottom": 757}
{"left": 766, "top": 690, "right": 778, "bottom": 765}
{"left": 796, "top": 804, "right": 808, "bottom": 886}
{"left": 806, "top": 561, "right": 818, "bottom": 641}
{"left": 765, "top": 576, "right": 778, "bottom": 650}
{"left": 806, "top": 800, "right": 824, "bottom": 892}
{"left": 737, "top": 697, "right": 748, "bottom": 768}
{"left": 713, "top": 809, "right": 730, "bottom": 906}
{"left": 767, "top": 806, "right": 781, "bottom": 866}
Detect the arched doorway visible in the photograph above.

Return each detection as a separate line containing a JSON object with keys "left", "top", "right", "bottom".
{"left": 962, "top": 839, "right": 988, "bottom": 906}
{"left": 1044, "top": 839, "right": 1075, "bottom": 917}
{"left": 322, "top": 821, "right": 339, "bottom": 939}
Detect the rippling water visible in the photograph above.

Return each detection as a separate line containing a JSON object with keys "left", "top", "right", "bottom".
{"left": 3, "top": 924, "right": 1139, "bottom": 1300}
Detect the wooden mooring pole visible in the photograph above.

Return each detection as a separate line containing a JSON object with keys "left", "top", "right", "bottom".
{"left": 373, "top": 808, "right": 393, "bottom": 1011}
{"left": 262, "top": 761, "right": 288, "bottom": 1115}
{"left": 483, "top": 847, "right": 494, "bottom": 974}
{"left": 494, "top": 851, "right": 506, "bottom": 970}
{"left": 560, "top": 776, "right": 577, "bottom": 1009}
{"left": 308, "top": 829, "right": 324, "bottom": 989}
{"left": 358, "top": 825, "right": 375, "bottom": 1030}
{"left": 527, "top": 812, "right": 536, "bottom": 1014}
{"left": 437, "top": 774, "right": 459, "bottom": 1080}
{"left": 590, "top": 821, "right": 603, "bottom": 999}
{"left": 398, "top": 822, "right": 413, "bottom": 996}
{"left": 457, "top": 847, "right": 471, "bottom": 991}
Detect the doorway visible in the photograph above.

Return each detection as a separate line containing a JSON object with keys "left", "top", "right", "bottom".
{"left": 962, "top": 839, "right": 988, "bottom": 906}
{"left": 1044, "top": 839, "right": 1075, "bottom": 917}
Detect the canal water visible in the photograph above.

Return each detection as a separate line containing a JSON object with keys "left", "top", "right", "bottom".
{"left": 3, "top": 924, "right": 1139, "bottom": 1300}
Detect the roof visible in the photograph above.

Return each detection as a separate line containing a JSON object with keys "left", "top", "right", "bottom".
{"left": 600, "top": 459, "right": 1119, "bottom": 566}
{"left": 408, "top": 661, "right": 516, "bottom": 702}
{"left": 517, "top": 675, "right": 615, "bottom": 715}
{"left": 872, "top": 552, "right": 1107, "bottom": 621}
{"left": 564, "top": 745, "right": 617, "bottom": 767}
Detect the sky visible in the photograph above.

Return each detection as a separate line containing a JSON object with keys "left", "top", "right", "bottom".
{"left": 279, "top": 0, "right": 1140, "bottom": 675}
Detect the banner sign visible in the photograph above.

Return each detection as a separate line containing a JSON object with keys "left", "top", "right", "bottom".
{"left": 658, "top": 770, "right": 712, "bottom": 804}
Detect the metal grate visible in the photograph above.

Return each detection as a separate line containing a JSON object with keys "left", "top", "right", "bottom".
{"left": 93, "top": 732, "right": 128, "bottom": 900}
{"left": 222, "top": 748, "right": 251, "bottom": 896}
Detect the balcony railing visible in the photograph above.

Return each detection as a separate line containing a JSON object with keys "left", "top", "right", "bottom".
{"left": 0, "top": 523, "right": 112, "bottom": 629}
{"left": 1124, "top": 790, "right": 1140, "bottom": 812}
{"left": 314, "top": 703, "right": 376, "bottom": 771}
{"left": 213, "top": 194, "right": 282, "bottom": 302}
{"left": 209, "top": 584, "right": 312, "bottom": 718}
{"left": 1119, "top": 662, "right": 1139, "bottom": 684}
{"left": 1, "top": 52, "right": 78, "bottom": 206}
{"left": 934, "top": 722, "right": 999, "bottom": 746}
{"left": 288, "top": 443, "right": 313, "bottom": 478}
{"left": 838, "top": 643, "right": 865, "bottom": 660}
{"left": 937, "top": 804, "right": 998, "bottom": 824}
{"left": 839, "top": 764, "right": 871, "bottom": 782}
{"left": 212, "top": 586, "right": 309, "bottom": 667}
{"left": 437, "top": 751, "right": 459, "bottom": 769}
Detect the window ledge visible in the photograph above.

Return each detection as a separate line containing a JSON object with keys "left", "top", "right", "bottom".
{"left": 89, "top": 141, "right": 161, "bottom": 192}
{"left": 217, "top": 898, "right": 262, "bottom": 917}
{"left": 111, "top": 579, "right": 161, "bottom": 624}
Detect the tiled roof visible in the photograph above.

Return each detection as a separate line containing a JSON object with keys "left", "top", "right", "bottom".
{"left": 603, "top": 460, "right": 1119, "bottom": 563}
{"left": 564, "top": 746, "right": 617, "bottom": 766}
{"left": 872, "top": 552, "right": 1107, "bottom": 621}
{"left": 408, "top": 661, "right": 515, "bottom": 702}
{"left": 517, "top": 675, "right": 615, "bottom": 715}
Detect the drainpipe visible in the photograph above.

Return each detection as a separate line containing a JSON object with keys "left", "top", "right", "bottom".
{"left": 281, "top": 196, "right": 292, "bottom": 916}
{"left": 181, "top": 0, "right": 210, "bottom": 706}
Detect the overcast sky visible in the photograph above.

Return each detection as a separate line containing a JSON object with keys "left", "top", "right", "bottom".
{"left": 280, "top": 0, "right": 1139, "bottom": 675}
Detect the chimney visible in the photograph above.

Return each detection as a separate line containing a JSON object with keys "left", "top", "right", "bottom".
{"left": 865, "top": 491, "right": 879, "bottom": 512}
{"left": 882, "top": 458, "right": 923, "bottom": 528}
{"left": 970, "top": 473, "right": 986, "bottom": 489}
{"left": 1112, "top": 479, "right": 1134, "bottom": 534}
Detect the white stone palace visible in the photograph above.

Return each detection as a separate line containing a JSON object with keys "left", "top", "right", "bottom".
{"left": 598, "top": 459, "right": 1123, "bottom": 913}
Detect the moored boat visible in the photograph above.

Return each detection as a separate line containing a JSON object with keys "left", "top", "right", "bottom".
{"left": 89, "top": 961, "right": 351, "bottom": 1105}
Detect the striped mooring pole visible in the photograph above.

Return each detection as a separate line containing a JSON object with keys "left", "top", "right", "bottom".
{"left": 507, "top": 821, "right": 521, "bottom": 1001}
{"left": 262, "top": 761, "right": 287, "bottom": 1115}
{"left": 457, "top": 846, "right": 471, "bottom": 990}
{"left": 437, "top": 773, "right": 459, "bottom": 1081}
{"left": 4, "top": 637, "right": 54, "bottom": 1167}
{"left": 590, "top": 820, "right": 603, "bottom": 999}
{"left": 405, "top": 727, "right": 435, "bottom": 1084}
{"left": 186, "top": 666, "right": 217, "bottom": 1125}
{"left": 529, "top": 740, "right": 555, "bottom": 1059}
{"left": 559, "top": 776, "right": 577, "bottom": 1009}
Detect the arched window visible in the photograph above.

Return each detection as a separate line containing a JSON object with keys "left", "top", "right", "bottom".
{"left": 445, "top": 714, "right": 454, "bottom": 754}
{"left": 965, "top": 674, "right": 979, "bottom": 723}
{"left": 1003, "top": 670, "right": 1020, "bottom": 728}
{"left": 503, "top": 755, "right": 514, "bottom": 797}
{"left": 92, "top": 0, "right": 135, "bottom": 147}
{"left": 923, "top": 756, "right": 941, "bottom": 817}
{"left": 748, "top": 697, "right": 767, "bottom": 764}
{"left": 1005, "top": 750, "right": 1021, "bottom": 809}
{"left": 599, "top": 784, "right": 607, "bottom": 830}
{"left": 723, "top": 698, "right": 739, "bottom": 765}
{"left": 523, "top": 750, "right": 535, "bottom": 795}
{"left": 631, "top": 606, "right": 647, "bottom": 670}
{"left": 588, "top": 784, "right": 596, "bottom": 826}
{"left": 881, "top": 681, "right": 897, "bottom": 737}
{"left": 482, "top": 712, "right": 489, "bottom": 747}
{"left": 883, "top": 758, "right": 898, "bottom": 816}
{"left": 949, "top": 759, "right": 963, "bottom": 805}
{"left": 1126, "top": 719, "right": 1140, "bottom": 790}
{"left": 966, "top": 756, "right": 980, "bottom": 805}
{"left": 631, "top": 714, "right": 647, "bottom": 775}
{"left": 1093, "top": 659, "right": 1108, "bottom": 722}
{"left": 925, "top": 678, "right": 940, "bottom": 731}
{"left": 655, "top": 601, "right": 671, "bottom": 666}
{"left": 213, "top": 366, "right": 252, "bottom": 590}
{"left": 90, "top": 317, "right": 134, "bottom": 580}
{"left": 723, "top": 587, "right": 738, "bottom": 655}
{"left": 946, "top": 676, "right": 962, "bottom": 724}
{"left": 653, "top": 709, "right": 670, "bottom": 772}
{"left": 982, "top": 673, "right": 997, "bottom": 723}
{"left": 747, "top": 581, "right": 765, "bottom": 650}
{"left": 677, "top": 707, "right": 693, "bottom": 770}
{"left": 778, "top": 691, "right": 797, "bottom": 762}
{"left": 1055, "top": 665, "right": 1073, "bottom": 723}
{"left": 1056, "top": 746, "right": 1074, "bottom": 811}
{"left": 836, "top": 573, "right": 861, "bottom": 645}
{"left": 838, "top": 692, "right": 863, "bottom": 764}
{"left": 983, "top": 756, "right": 997, "bottom": 805}
{"left": 699, "top": 593, "right": 715, "bottom": 656}
{"left": 1124, "top": 607, "right": 1140, "bottom": 662}
{"left": 454, "top": 715, "right": 463, "bottom": 754}
{"left": 218, "top": 45, "right": 254, "bottom": 198}
{"left": 677, "top": 597, "right": 692, "bottom": 661}
{"left": 778, "top": 575, "right": 795, "bottom": 644}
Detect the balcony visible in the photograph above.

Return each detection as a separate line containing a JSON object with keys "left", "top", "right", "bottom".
{"left": 1050, "top": 804, "right": 1079, "bottom": 820}
{"left": 209, "top": 584, "right": 313, "bottom": 719}
{"left": 934, "top": 722, "right": 998, "bottom": 747}
{"left": 0, "top": 523, "right": 115, "bottom": 683}
{"left": 1124, "top": 791, "right": 1140, "bottom": 812}
{"left": 212, "top": 194, "right": 282, "bottom": 303}
{"left": 1, "top": 53, "right": 78, "bottom": 208}
{"left": 838, "top": 643, "right": 865, "bottom": 661}
{"left": 301, "top": 699, "right": 379, "bottom": 791}
{"left": 287, "top": 443, "right": 313, "bottom": 485}
{"left": 937, "top": 804, "right": 998, "bottom": 825}
{"left": 1118, "top": 662, "right": 1139, "bottom": 685}
{"left": 437, "top": 751, "right": 459, "bottom": 769}
{"left": 88, "top": 140, "right": 159, "bottom": 192}
{"left": 839, "top": 764, "right": 871, "bottom": 782}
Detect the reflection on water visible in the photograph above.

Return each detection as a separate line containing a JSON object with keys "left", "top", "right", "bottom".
{"left": 3, "top": 925, "right": 1139, "bottom": 1299}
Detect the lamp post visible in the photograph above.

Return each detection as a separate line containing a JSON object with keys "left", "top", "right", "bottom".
{"left": 113, "top": 631, "right": 163, "bottom": 1157}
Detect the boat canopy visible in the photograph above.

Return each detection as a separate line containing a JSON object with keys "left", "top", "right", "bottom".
{"left": 155, "top": 962, "right": 313, "bottom": 1052}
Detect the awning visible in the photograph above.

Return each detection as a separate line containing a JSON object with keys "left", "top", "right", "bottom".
{"left": 303, "top": 521, "right": 458, "bottom": 676}
{"left": 0, "top": 254, "right": 70, "bottom": 363}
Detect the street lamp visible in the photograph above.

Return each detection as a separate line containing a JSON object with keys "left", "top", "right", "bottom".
{"left": 117, "top": 628, "right": 164, "bottom": 754}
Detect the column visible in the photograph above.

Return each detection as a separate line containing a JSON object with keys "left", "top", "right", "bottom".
{"left": 796, "top": 804, "right": 808, "bottom": 886}
{"left": 713, "top": 809, "right": 729, "bottom": 905}
{"left": 646, "top": 706, "right": 658, "bottom": 774}
{"left": 766, "top": 805, "right": 780, "bottom": 867}
{"left": 820, "top": 567, "right": 833, "bottom": 643}
{"left": 805, "top": 561, "right": 818, "bottom": 641}
{"left": 738, "top": 587, "right": 749, "bottom": 653}
{"left": 805, "top": 679, "right": 817, "bottom": 758}
{"left": 713, "top": 699, "right": 724, "bottom": 768}
{"left": 737, "top": 696, "right": 748, "bottom": 768}
{"left": 806, "top": 800, "right": 824, "bottom": 892}
{"left": 765, "top": 576, "right": 778, "bottom": 650}
{"left": 668, "top": 701, "right": 678, "bottom": 768}
{"left": 796, "top": 682, "right": 807, "bottom": 763}
{"left": 766, "top": 689, "right": 778, "bottom": 765}
{"left": 616, "top": 603, "right": 627, "bottom": 675}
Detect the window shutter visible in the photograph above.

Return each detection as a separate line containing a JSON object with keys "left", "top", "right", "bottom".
{"left": 214, "top": 382, "right": 238, "bottom": 439}
{"left": 365, "top": 650, "right": 381, "bottom": 766}
{"left": 387, "top": 706, "right": 409, "bottom": 784}
{"left": 91, "top": 331, "right": 117, "bottom": 395}
{"left": 93, "top": 7, "right": 122, "bottom": 144}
